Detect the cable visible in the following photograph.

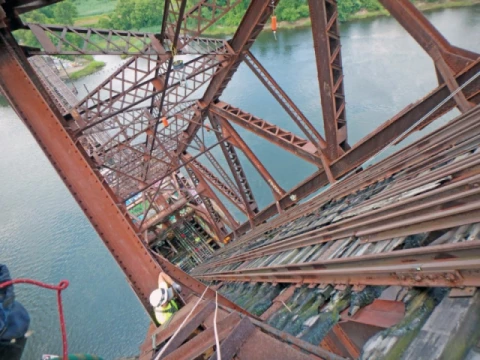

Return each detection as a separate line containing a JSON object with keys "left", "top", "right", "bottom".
{"left": 154, "top": 286, "right": 210, "bottom": 360}
{"left": 0, "top": 278, "right": 69, "bottom": 359}
{"left": 214, "top": 291, "right": 221, "bottom": 359}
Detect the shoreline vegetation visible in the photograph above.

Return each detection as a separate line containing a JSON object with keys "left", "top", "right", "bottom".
{"left": 7, "top": 0, "right": 480, "bottom": 82}
{"left": 201, "top": 0, "right": 480, "bottom": 36}
{"left": 69, "top": 60, "right": 106, "bottom": 79}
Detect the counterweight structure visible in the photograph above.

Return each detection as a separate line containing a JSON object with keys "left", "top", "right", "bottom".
{"left": 1, "top": 0, "right": 480, "bottom": 358}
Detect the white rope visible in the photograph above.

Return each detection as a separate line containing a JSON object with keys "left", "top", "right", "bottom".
{"left": 214, "top": 291, "right": 222, "bottom": 360}
{"left": 154, "top": 286, "right": 210, "bottom": 360}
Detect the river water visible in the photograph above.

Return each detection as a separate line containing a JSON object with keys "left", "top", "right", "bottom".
{"left": 0, "top": 6, "right": 479, "bottom": 359}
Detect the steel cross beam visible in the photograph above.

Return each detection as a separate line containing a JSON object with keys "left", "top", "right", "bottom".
{"left": 181, "top": 158, "right": 230, "bottom": 239}
{"left": 243, "top": 51, "right": 327, "bottom": 151}
{"left": 308, "top": 0, "right": 349, "bottom": 160}
{"left": 193, "top": 136, "right": 242, "bottom": 199}
{"left": 185, "top": 153, "right": 248, "bottom": 215}
{"left": 212, "top": 113, "right": 286, "bottom": 201}
{"left": 77, "top": 54, "right": 223, "bottom": 132}
{"left": 26, "top": 24, "right": 162, "bottom": 56}
{"left": 208, "top": 114, "right": 259, "bottom": 223}
{"left": 378, "top": 0, "right": 478, "bottom": 74}
{"left": 0, "top": 29, "right": 251, "bottom": 318}
{"left": 378, "top": 0, "right": 479, "bottom": 140}
{"left": 25, "top": 24, "right": 233, "bottom": 56}
{"left": 72, "top": 54, "right": 168, "bottom": 122}
{"left": 210, "top": 101, "right": 326, "bottom": 167}
{"left": 182, "top": 158, "right": 238, "bottom": 232}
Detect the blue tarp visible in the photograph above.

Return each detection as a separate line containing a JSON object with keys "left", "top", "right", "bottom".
{"left": 0, "top": 264, "right": 30, "bottom": 340}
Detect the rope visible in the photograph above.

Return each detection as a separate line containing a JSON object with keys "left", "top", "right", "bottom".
{"left": 214, "top": 291, "right": 221, "bottom": 360}
{"left": 154, "top": 286, "right": 209, "bottom": 360}
{"left": 0, "top": 278, "right": 69, "bottom": 359}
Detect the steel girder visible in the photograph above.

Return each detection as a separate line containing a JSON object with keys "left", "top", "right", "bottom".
{"left": 25, "top": 24, "right": 233, "bottom": 56}
{"left": 63, "top": 0, "right": 480, "bottom": 236}
{"left": 181, "top": 156, "right": 230, "bottom": 238}
{"left": 212, "top": 114, "right": 286, "bottom": 201}
{"left": 211, "top": 101, "right": 326, "bottom": 167}
{"left": 231, "top": 59, "right": 480, "bottom": 236}
{"left": 193, "top": 136, "right": 242, "bottom": 199}
{"left": 208, "top": 113, "right": 260, "bottom": 223}
{"left": 308, "top": 0, "right": 349, "bottom": 160}
{"left": 185, "top": 153, "right": 248, "bottom": 215}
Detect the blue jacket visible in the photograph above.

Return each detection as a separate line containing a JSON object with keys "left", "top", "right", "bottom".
{"left": 0, "top": 264, "right": 30, "bottom": 340}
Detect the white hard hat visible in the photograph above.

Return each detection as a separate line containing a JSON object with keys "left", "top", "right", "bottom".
{"left": 149, "top": 282, "right": 171, "bottom": 307}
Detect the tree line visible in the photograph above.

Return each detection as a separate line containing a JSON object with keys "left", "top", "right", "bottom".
{"left": 97, "top": 0, "right": 385, "bottom": 31}
{"left": 15, "top": 0, "right": 398, "bottom": 47}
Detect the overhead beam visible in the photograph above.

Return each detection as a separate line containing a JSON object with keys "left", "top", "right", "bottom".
{"left": 25, "top": 24, "right": 234, "bottom": 56}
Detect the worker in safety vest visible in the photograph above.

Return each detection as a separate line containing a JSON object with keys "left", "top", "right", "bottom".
{"left": 149, "top": 272, "right": 182, "bottom": 326}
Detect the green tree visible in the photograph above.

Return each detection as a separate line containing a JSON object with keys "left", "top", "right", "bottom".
{"left": 53, "top": 0, "right": 78, "bottom": 25}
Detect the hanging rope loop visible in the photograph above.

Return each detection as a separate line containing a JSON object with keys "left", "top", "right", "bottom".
{"left": 0, "top": 278, "right": 69, "bottom": 359}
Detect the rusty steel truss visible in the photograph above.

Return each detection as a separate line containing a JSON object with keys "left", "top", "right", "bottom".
{"left": 1, "top": 0, "right": 480, "bottom": 344}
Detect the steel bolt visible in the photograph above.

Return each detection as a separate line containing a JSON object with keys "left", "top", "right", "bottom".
{"left": 445, "top": 273, "right": 456, "bottom": 282}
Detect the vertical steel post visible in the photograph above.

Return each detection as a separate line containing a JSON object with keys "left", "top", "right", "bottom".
{"left": 308, "top": 0, "right": 349, "bottom": 160}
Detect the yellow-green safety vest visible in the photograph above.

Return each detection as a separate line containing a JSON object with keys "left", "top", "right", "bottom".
{"left": 154, "top": 300, "right": 179, "bottom": 325}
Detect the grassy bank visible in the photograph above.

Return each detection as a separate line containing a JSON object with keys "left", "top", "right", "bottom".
{"left": 69, "top": 60, "right": 106, "bottom": 80}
